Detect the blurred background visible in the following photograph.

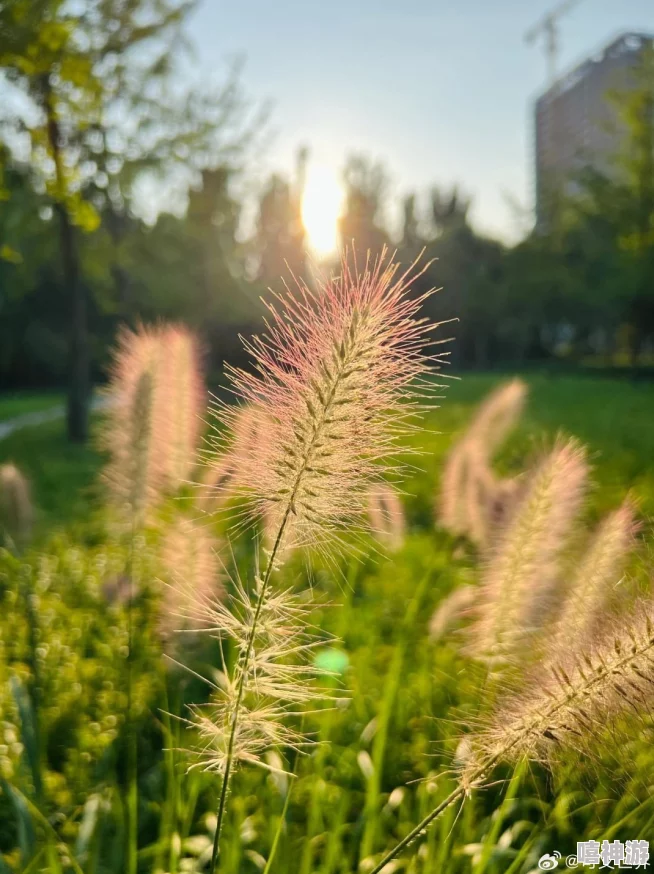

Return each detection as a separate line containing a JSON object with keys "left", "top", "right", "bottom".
{"left": 3, "top": 6, "right": 654, "bottom": 872}
{"left": 1, "top": 0, "right": 654, "bottom": 441}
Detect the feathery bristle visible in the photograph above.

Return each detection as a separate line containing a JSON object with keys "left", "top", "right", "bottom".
{"left": 367, "top": 483, "right": 406, "bottom": 551}
{"left": 179, "top": 573, "right": 329, "bottom": 774}
{"left": 549, "top": 497, "right": 638, "bottom": 656}
{"left": 102, "top": 324, "right": 204, "bottom": 521}
{"left": 0, "top": 463, "right": 33, "bottom": 547}
{"left": 438, "top": 439, "right": 471, "bottom": 537}
{"left": 210, "top": 250, "right": 443, "bottom": 557}
{"left": 199, "top": 405, "right": 269, "bottom": 512}
{"left": 470, "top": 438, "right": 589, "bottom": 661}
{"left": 159, "top": 515, "right": 223, "bottom": 642}
{"left": 465, "top": 378, "right": 527, "bottom": 456}
{"left": 438, "top": 379, "right": 527, "bottom": 545}
{"left": 470, "top": 598, "right": 654, "bottom": 768}
{"left": 429, "top": 585, "right": 476, "bottom": 641}
{"left": 102, "top": 333, "right": 157, "bottom": 521}
{"left": 156, "top": 328, "right": 204, "bottom": 489}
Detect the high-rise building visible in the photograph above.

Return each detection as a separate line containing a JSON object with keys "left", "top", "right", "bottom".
{"left": 534, "top": 32, "right": 653, "bottom": 225}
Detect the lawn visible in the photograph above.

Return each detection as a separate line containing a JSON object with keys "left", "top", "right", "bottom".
{"left": 4, "top": 373, "right": 654, "bottom": 530}
{"left": 1, "top": 371, "right": 653, "bottom": 873}
{"left": 409, "top": 371, "right": 654, "bottom": 524}
{"left": 0, "top": 390, "right": 64, "bottom": 423}
{"left": 0, "top": 418, "right": 103, "bottom": 537}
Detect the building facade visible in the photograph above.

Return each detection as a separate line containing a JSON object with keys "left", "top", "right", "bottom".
{"left": 534, "top": 32, "right": 653, "bottom": 225}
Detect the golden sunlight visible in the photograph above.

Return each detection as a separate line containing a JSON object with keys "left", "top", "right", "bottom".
{"left": 301, "top": 164, "right": 343, "bottom": 256}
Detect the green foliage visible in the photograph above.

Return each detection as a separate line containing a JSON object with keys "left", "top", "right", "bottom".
{"left": 0, "top": 394, "right": 63, "bottom": 424}
{"left": 0, "top": 374, "right": 652, "bottom": 871}
{"left": 0, "top": 2, "right": 263, "bottom": 404}
{"left": 0, "top": 418, "right": 103, "bottom": 535}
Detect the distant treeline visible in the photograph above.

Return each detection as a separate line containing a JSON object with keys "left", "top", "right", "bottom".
{"left": 1, "top": 1, "right": 654, "bottom": 440}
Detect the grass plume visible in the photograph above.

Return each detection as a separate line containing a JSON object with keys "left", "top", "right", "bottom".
{"left": 102, "top": 324, "right": 204, "bottom": 524}
{"left": 367, "top": 483, "right": 406, "bottom": 552}
{"left": 176, "top": 573, "right": 325, "bottom": 775}
{"left": 370, "top": 593, "right": 654, "bottom": 873}
{"left": 469, "top": 596, "right": 654, "bottom": 773}
{"left": 211, "top": 251, "right": 441, "bottom": 556}
{"left": 159, "top": 515, "right": 223, "bottom": 645}
{"left": 470, "top": 438, "right": 589, "bottom": 662}
{"left": 195, "top": 250, "right": 443, "bottom": 870}
{"left": 0, "top": 463, "right": 33, "bottom": 549}
{"left": 438, "top": 379, "right": 527, "bottom": 546}
{"left": 548, "top": 496, "right": 638, "bottom": 657}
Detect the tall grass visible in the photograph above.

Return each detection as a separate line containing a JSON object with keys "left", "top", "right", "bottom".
{"left": 2, "top": 281, "right": 654, "bottom": 873}
{"left": 189, "top": 251, "right": 442, "bottom": 869}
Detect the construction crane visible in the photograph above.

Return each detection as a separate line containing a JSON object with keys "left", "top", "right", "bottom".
{"left": 525, "top": 0, "right": 583, "bottom": 85}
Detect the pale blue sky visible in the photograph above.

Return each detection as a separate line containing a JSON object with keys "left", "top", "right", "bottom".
{"left": 188, "top": 0, "right": 654, "bottom": 241}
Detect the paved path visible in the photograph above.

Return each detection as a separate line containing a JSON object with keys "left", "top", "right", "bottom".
{"left": 0, "top": 397, "right": 108, "bottom": 441}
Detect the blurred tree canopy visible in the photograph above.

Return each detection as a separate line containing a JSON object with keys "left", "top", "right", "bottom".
{"left": 0, "top": 0, "right": 264, "bottom": 439}
{"left": 1, "top": 8, "right": 654, "bottom": 446}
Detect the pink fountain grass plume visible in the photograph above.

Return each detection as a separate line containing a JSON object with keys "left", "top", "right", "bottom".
{"left": 102, "top": 324, "right": 205, "bottom": 524}
{"left": 199, "top": 405, "right": 269, "bottom": 512}
{"left": 437, "top": 379, "right": 527, "bottom": 546}
{"left": 102, "top": 326, "right": 159, "bottom": 522}
{"left": 369, "top": 593, "right": 654, "bottom": 874}
{"left": 470, "top": 438, "right": 589, "bottom": 663}
{"left": 367, "top": 483, "right": 406, "bottom": 552}
{"left": 438, "top": 440, "right": 471, "bottom": 538}
{"left": 548, "top": 496, "right": 639, "bottom": 659}
{"left": 159, "top": 515, "right": 223, "bottom": 645}
{"left": 174, "top": 569, "right": 330, "bottom": 775}
{"left": 156, "top": 326, "right": 205, "bottom": 490}
{"left": 0, "top": 463, "right": 33, "bottom": 548}
{"left": 467, "top": 378, "right": 527, "bottom": 457}
{"left": 194, "top": 251, "right": 445, "bottom": 870}
{"left": 470, "top": 596, "right": 654, "bottom": 770}
{"left": 210, "top": 249, "right": 445, "bottom": 559}
{"left": 463, "top": 444, "right": 495, "bottom": 548}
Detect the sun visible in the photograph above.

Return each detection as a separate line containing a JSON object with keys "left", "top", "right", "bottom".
{"left": 301, "top": 164, "right": 343, "bottom": 257}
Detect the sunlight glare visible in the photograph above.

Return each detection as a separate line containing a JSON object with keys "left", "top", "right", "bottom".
{"left": 301, "top": 164, "right": 343, "bottom": 257}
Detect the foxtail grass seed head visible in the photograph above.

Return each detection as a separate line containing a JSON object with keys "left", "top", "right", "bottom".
{"left": 102, "top": 324, "right": 204, "bottom": 523}
{"left": 179, "top": 572, "right": 330, "bottom": 774}
{"left": 463, "top": 445, "right": 496, "bottom": 547}
{"left": 470, "top": 438, "right": 589, "bottom": 662}
{"left": 367, "top": 483, "right": 406, "bottom": 552}
{"left": 437, "top": 379, "right": 527, "bottom": 545}
{"left": 0, "top": 463, "right": 33, "bottom": 547}
{"left": 549, "top": 496, "right": 639, "bottom": 657}
{"left": 438, "top": 438, "right": 472, "bottom": 537}
{"left": 210, "top": 250, "right": 444, "bottom": 558}
{"left": 199, "top": 404, "right": 269, "bottom": 512}
{"left": 465, "top": 378, "right": 527, "bottom": 457}
{"left": 429, "top": 585, "right": 476, "bottom": 641}
{"left": 159, "top": 516, "right": 223, "bottom": 643}
{"left": 156, "top": 327, "right": 204, "bottom": 489}
{"left": 469, "top": 597, "right": 654, "bottom": 770}
{"left": 179, "top": 251, "right": 444, "bottom": 836}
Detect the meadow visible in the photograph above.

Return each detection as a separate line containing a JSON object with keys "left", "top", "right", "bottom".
{"left": 1, "top": 362, "right": 654, "bottom": 874}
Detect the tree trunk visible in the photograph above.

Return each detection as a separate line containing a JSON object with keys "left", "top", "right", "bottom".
{"left": 44, "top": 78, "right": 89, "bottom": 442}
{"left": 56, "top": 202, "right": 89, "bottom": 442}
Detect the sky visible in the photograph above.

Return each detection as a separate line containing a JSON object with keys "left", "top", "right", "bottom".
{"left": 187, "top": 0, "right": 654, "bottom": 242}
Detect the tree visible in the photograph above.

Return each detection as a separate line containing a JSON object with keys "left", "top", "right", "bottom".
{"left": 0, "top": 0, "right": 102, "bottom": 440}
{"left": 255, "top": 150, "right": 307, "bottom": 286}
{"left": 612, "top": 45, "right": 654, "bottom": 363}
{"left": 0, "top": 0, "right": 261, "bottom": 438}
{"left": 339, "top": 154, "right": 390, "bottom": 262}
